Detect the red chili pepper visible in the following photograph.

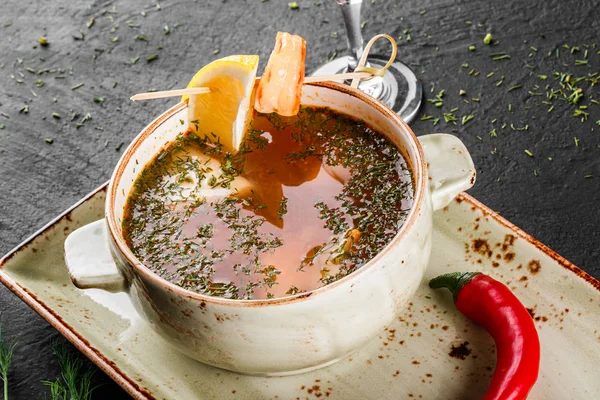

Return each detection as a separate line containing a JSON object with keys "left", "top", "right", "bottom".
{"left": 429, "top": 272, "right": 540, "bottom": 400}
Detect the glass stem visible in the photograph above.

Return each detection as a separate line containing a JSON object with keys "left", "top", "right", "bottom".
{"left": 338, "top": 0, "right": 364, "bottom": 71}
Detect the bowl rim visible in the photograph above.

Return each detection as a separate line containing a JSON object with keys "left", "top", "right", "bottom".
{"left": 105, "top": 81, "right": 427, "bottom": 307}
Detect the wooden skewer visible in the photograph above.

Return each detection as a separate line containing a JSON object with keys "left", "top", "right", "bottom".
{"left": 130, "top": 87, "right": 210, "bottom": 101}
{"left": 302, "top": 71, "right": 372, "bottom": 83}
{"left": 130, "top": 71, "right": 374, "bottom": 101}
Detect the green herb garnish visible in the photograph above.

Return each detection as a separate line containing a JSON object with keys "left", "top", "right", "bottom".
{"left": 492, "top": 54, "right": 510, "bottom": 61}
{"left": 443, "top": 112, "right": 457, "bottom": 124}
{"left": 43, "top": 345, "right": 100, "bottom": 400}
{"left": 123, "top": 107, "right": 412, "bottom": 299}
{"left": 462, "top": 115, "right": 474, "bottom": 125}
{"left": 81, "top": 113, "right": 92, "bottom": 123}
{"left": 278, "top": 196, "right": 288, "bottom": 219}
{"left": 0, "top": 324, "right": 17, "bottom": 400}
{"left": 574, "top": 109, "right": 589, "bottom": 122}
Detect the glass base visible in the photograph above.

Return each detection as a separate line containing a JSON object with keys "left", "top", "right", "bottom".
{"left": 311, "top": 54, "right": 422, "bottom": 124}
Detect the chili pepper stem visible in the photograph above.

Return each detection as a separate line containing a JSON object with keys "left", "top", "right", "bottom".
{"left": 429, "top": 272, "right": 481, "bottom": 301}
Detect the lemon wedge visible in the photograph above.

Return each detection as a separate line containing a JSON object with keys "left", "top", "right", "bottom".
{"left": 183, "top": 55, "right": 259, "bottom": 152}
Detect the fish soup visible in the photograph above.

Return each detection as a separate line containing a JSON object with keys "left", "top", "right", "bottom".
{"left": 123, "top": 106, "right": 413, "bottom": 300}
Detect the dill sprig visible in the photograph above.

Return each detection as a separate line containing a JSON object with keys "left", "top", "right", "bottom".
{"left": 42, "top": 345, "right": 100, "bottom": 400}
{"left": 0, "top": 324, "right": 17, "bottom": 400}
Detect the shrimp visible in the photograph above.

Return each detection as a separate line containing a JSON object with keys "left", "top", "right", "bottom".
{"left": 254, "top": 32, "right": 306, "bottom": 117}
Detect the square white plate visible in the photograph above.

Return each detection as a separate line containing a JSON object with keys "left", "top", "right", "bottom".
{"left": 1, "top": 184, "right": 598, "bottom": 399}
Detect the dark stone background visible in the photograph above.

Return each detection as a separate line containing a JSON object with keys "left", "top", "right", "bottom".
{"left": 0, "top": 0, "right": 598, "bottom": 398}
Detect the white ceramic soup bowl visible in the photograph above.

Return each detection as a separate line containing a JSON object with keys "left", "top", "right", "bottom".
{"left": 64, "top": 82, "right": 475, "bottom": 376}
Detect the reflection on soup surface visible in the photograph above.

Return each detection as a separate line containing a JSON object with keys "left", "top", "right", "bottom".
{"left": 123, "top": 107, "right": 413, "bottom": 300}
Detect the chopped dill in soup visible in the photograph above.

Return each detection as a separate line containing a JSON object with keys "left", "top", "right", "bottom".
{"left": 122, "top": 107, "right": 413, "bottom": 300}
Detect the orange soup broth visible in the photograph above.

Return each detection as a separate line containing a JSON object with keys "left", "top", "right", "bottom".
{"left": 123, "top": 107, "right": 413, "bottom": 300}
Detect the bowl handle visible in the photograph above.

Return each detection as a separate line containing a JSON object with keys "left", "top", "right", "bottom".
{"left": 64, "top": 219, "right": 126, "bottom": 292}
{"left": 417, "top": 134, "right": 476, "bottom": 211}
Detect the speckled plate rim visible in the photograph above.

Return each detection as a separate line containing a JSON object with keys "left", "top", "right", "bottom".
{"left": 1, "top": 182, "right": 599, "bottom": 400}
{"left": 0, "top": 182, "right": 153, "bottom": 400}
